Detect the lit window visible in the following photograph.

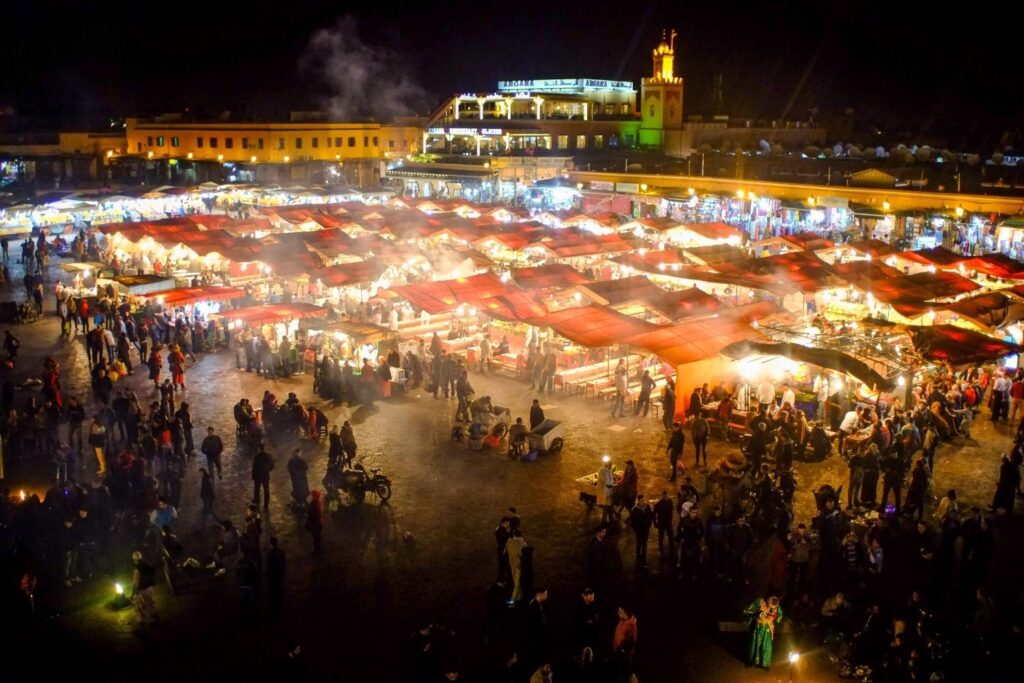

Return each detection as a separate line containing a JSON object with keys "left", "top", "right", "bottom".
{"left": 171, "top": 137, "right": 180, "bottom": 147}
{"left": 593, "top": 135, "right": 604, "bottom": 149}
{"left": 576, "top": 135, "right": 586, "bottom": 149}
{"left": 156, "top": 136, "right": 164, "bottom": 147}
{"left": 557, "top": 135, "right": 568, "bottom": 150}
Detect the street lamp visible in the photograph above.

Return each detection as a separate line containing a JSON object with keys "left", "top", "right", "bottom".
{"left": 955, "top": 206, "right": 964, "bottom": 218}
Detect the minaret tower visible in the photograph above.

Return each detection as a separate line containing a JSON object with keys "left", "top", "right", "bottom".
{"left": 640, "top": 29, "right": 685, "bottom": 148}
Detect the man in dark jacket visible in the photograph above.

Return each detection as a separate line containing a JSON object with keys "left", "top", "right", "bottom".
{"left": 634, "top": 370, "right": 656, "bottom": 417}
{"left": 530, "top": 399, "right": 545, "bottom": 430}
{"left": 653, "top": 491, "right": 675, "bottom": 558}
{"left": 629, "top": 495, "right": 653, "bottom": 570}
{"left": 666, "top": 422, "right": 685, "bottom": 481}
{"left": 252, "top": 448, "right": 274, "bottom": 507}
{"left": 880, "top": 449, "right": 905, "bottom": 512}
{"left": 201, "top": 427, "right": 224, "bottom": 479}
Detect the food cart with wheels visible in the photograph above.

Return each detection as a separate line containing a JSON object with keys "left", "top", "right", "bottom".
{"left": 576, "top": 465, "right": 624, "bottom": 506}
{"left": 524, "top": 419, "right": 565, "bottom": 458}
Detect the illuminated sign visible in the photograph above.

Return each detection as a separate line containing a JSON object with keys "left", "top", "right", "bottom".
{"left": 434, "top": 127, "right": 505, "bottom": 136}
{"left": 497, "top": 78, "right": 634, "bottom": 93}
{"left": 615, "top": 182, "right": 640, "bottom": 193}
{"left": 590, "top": 180, "right": 614, "bottom": 191}
{"left": 428, "top": 127, "right": 445, "bottom": 134}
{"left": 449, "top": 127, "right": 479, "bottom": 136}
{"left": 481, "top": 128, "right": 503, "bottom": 135}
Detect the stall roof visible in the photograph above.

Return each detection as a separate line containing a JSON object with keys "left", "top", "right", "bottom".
{"left": 682, "top": 222, "right": 744, "bottom": 242}
{"left": 314, "top": 261, "right": 384, "bottom": 287}
{"left": 868, "top": 270, "right": 982, "bottom": 307}
{"left": 827, "top": 260, "right": 904, "bottom": 288}
{"left": 611, "top": 249, "right": 688, "bottom": 272}
{"left": 906, "top": 325, "right": 1024, "bottom": 365}
{"left": 387, "top": 272, "right": 510, "bottom": 314}
{"left": 300, "top": 319, "right": 391, "bottom": 343}
{"left": 944, "top": 292, "right": 1024, "bottom": 330}
{"left": 511, "top": 264, "right": 591, "bottom": 290}
{"left": 901, "top": 247, "right": 968, "bottom": 268}
{"left": 572, "top": 276, "right": 724, "bottom": 320}
{"left": 140, "top": 285, "right": 246, "bottom": 306}
{"left": 780, "top": 231, "right": 835, "bottom": 251}
{"left": 680, "top": 244, "right": 748, "bottom": 266}
{"left": 720, "top": 340, "right": 892, "bottom": 389}
{"left": 526, "top": 304, "right": 658, "bottom": 348}
{"left": 217, "top": 303, "right": 327, "bottom": 326}
{"left": 964, "top": 253, "right": 1024, "bottom": 280}
{"left": 844, "top": 239, "right": 900, "bottom": 259}
{"left": 623, "top": 301, "right": 777, "bottom": 366}
{"left": 714, "top": 251, "right": 844, "bottom": 294}
{"left": 478, "top": 291, "right": 549, "bottom": 323}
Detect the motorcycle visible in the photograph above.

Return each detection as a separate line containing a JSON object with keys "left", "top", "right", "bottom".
{"left": 331, "top": 462, "right": 393, "bottom": 505}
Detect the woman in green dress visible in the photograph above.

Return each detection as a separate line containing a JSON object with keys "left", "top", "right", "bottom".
{"left": 744, "top": 596, "right": 783, "bottom": 669}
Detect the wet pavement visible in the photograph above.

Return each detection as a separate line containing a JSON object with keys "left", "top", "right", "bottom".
{"left": 3, "top": 259, "right": 1021, "bottom": 682}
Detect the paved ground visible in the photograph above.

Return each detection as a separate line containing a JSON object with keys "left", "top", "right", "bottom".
{"left": 3, "top": 260, "right": 1021, "bottom": 682}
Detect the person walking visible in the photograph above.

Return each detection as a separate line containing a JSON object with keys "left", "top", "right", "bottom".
{"left": 199, "top": 467, "right": 217, "bottom": 527}
{"left": 653, "top": 491, "right": 675, "bottom": 559}
{"left": 495, "top": 516, "right": 512, "bottom": 584}
{"left": 629, "top": 495, "right": 652, "bottom": 570}
{"left": 667, "top": 422, "right": 685, "bottom": 481}
{"left": 267, "top": 536, "right": 286, "bottom": 616}
{"left": 661, "top": 379, "right": 676, "bottom": 430}
{"left": 612, "top": 606, "right": 638, "bottom": 682}
{"left": 304, "top": 491, "right": 323, "bottom": 555}
{"left": 252, "top": 448, "right": 274, "bottom": 507}
{"left": 88, "top": 415, "right": 108, "bottom": 475}
{"left": 691, "top": 411, "right": 709, "bottom": 468}
{"left": 610, "top": 361, "right": 628, "bottom": 418}
{"left": 200, "top": 427, "right": 224, "bottom": 480}
{"left": 288, "top": 449, "right": 310, "bottom": 507}
{"left": 505, "top": 528, "right": 528, "bottom": 605}
{"left": 455, "top": 370, "right": 473, "bottom": 423}
{"left": 634, "top": 370, "right": 656, "bottom": 417}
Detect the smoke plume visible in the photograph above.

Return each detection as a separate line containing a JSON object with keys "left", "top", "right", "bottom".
{"left": 301, "top": 17, "right": 429, "bottom": 122}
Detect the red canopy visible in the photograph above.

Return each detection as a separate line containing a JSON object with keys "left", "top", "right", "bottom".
{"left": 314, "top": 261, "right": 384, "bottom": 287}
{"left": 140, "top": 285, "right": 246, "bottom": 306}
{"left": 217, "top": 303, "right": 327, "bottom": 326}
{"left": 511, "top": 264, "right": 591, "bottom": 290}
{"left": 388, "top": 273, "right": 510, "bottom": 314}
{"left": 624, "top": 302, "right": 776, "bottom": 366}
{"left": 527, "top": 305, "right": 658, "bottom": 347}
{"left": 907, "top": 325, "right": 1024, "bottom": 365}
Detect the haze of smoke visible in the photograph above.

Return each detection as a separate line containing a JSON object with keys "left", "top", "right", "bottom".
{"left": 301, "top": 17, "right": 428, "bottom": 122}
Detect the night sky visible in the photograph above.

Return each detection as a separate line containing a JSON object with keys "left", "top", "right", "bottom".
{"left": 4, "top": 0, "right": 1022, "bottom": 149}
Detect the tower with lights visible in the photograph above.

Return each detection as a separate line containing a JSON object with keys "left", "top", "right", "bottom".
{"left": 640, "top": 29, "right": 686, "bottom": 152}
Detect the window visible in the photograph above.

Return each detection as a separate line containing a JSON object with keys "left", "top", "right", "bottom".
{"left": 593, "top": 134, "right": 604, "bottom": 149}
{"left": 372, "top": 136, "right": 379, "bottom": 146}
{"left": 156, "top": 136, "right": 164, "bottom": 147}
{"left": 258, "top": 138, "right": 265, "bottom": 150}
{"left": 225, "top": 138, "right": 234, "bottom": 149}
{"left": 363, "top": 136, "right": 369, "bottom": 147}
{"left": 209, "top": 137, "right": 218, "bottom": 148}
{"left": 388, "top": 140, "right": 395, "bottom": 149}
{"left": 197, "top": 137, "right": 204, "bottom": 148}
{"left": 326, "top": 137, "right": 332, "bottom": 148}
{"left": 576, "top": 135, "right": 586, "bottom": 149}
{"left": 171, "top": 136, "right": 180, "bottom": 147}
{"left": 137, "top": 142, "right": 142, "bottom": 153}
{"left": 311, "top": 137, "right": 318, "bottom": 148}
{"left": 295, "top": 137, "right": 303, "bottom": 149}
{"left": 277, "top": 138, "right": 285, "bottom": 150}
{"left": 241, "top": 137, "right": 249, "bottom": 149}
{"left": 335, "top": 137, "right": 342, "bottom": 147}
{"left": 348, "top": 137, "right": 356, "bottom": 147}
{"left": 147, "top": 136, "right": 153, "bottom": 146}
{"left": 557, "top": 135, "right": 568, "bottom": 150}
